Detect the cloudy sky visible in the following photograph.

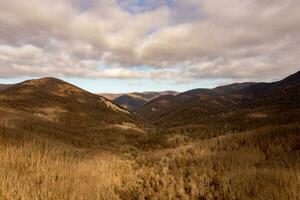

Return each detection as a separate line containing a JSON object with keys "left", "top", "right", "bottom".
{"left": 0, "top": 0, "right": 299, "bottom": 92}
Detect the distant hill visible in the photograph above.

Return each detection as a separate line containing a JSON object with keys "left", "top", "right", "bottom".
{"left": 0, "top": 73, "right": 299, "bottom": 200}
{"left": 136, "top": 71, "right": 300, "bottom": 126}
{"left": 0, "top": 77, "right": 131, "bottom": 128}
{"left": 101, "top": 91, "right": 178, "bottom": 111}
{"left": 179, "top": 82, "right": 255, "bottom": 97}
{"left": 242, "top": 70, "right": 300, "bottom": 108}
{"left": 136, "top": 82, "right": 256, "bottom": 121}
{"left": 0, "top": 84, "right": 13, "bottom": 91}
{"left": 113, "top": 94, "right": 147, "bottom": 111}
{"left": 213, "top": 82, "right": 255, "bottom": 95}
{"left": 99, "top": 93, "right": 123, "bottom": 100}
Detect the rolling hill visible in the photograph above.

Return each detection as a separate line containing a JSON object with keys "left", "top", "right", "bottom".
{"left": 101, "top": 91, "right": 178, "bottom": 111}
{"left": 136, "top": 82, "right": 255, "bottom": 122}
{"left": 136, "top": 71, "right": 300, "bottom": 126}
{"left": 113, "top": 94, "right": 147, "bottom": 111}
{"left": 0, "top": 77, "right": 131, "bottom": 125}
{"left": 241, "top": 71, "right": 300, "bottom": 108}
{"left": 0, "top": 77, "right": 143, "bottom": 147}
{"left": 0, "top": 72, "right": 299, "bottom": 200}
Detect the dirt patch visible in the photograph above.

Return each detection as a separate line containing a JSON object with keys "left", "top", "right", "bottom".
{"left": 248, "top": 112, "right": 268, "bottom": 118}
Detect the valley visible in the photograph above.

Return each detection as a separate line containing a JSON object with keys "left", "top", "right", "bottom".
{"left": 101, "top": 91, "right": 178, "bottom": 111}
{"left": 0, "top": 72, "right": 299, "bottom": 200}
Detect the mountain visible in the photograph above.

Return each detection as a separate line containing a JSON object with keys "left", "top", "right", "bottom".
{"left": 0, "top": 77, "right": 131, "bottom": 128}
{"left": 213, "top": 82, "right": 255, "bottom": 95}
{"left": 134, "top": 91, "right": 178, "bottom": 100}
{"left": 0, "top": 73, "right": 299, "bottom": 200}
{"left": 99, "top": 93, "right": 123, "bottom": 100}
{"left": 239, "top": 71, "right": 300, "bottom": 97}
{"left": 113, "top": 94, "right": 147, "bottom": 111}
{"left": 101, "top": 91, "right": 178, "bottom": 111}
{"left": 136, "top": 82, "right": 256, "bottom": 122}
{"left": 242, "top": 70, "right": 300, "bottom": 108}
{"left": 136, "top": 71, "right": 300, "bottom": 126}
{"left": 179, "top": 82, "right": 255, "bottom": 97}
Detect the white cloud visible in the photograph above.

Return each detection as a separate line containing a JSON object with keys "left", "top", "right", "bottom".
{"left": 0, "top": 0, "right": 299, "bottom": 82}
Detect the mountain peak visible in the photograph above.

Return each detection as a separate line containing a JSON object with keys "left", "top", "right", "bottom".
{"left": 23, "top": 77, "right": 66, "bottom": 86}
{"left": 17, "top": 77, "right": 89, "bottom": 98}
{"left": 0, "top": 77, "right": 131, "bottom": 127}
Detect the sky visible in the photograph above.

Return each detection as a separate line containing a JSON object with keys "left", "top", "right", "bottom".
{"left": 0, "top": 0, "right": 299, "bottom": 93}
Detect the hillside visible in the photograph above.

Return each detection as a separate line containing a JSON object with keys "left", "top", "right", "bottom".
{"left": 101, "top": 91, "right": 178, "bottom": 111}
{"left": 0, "top": 77, "right": 131, "bottom": 126}
{"left": 136, "top": 83, "right": 255, "bottom": 122}
{"left": 99, "top": 93, "right": 123, "bottom": 100}
{"left": 242, "top": 71, "right": 300, "bottom": 108}
{"left": 137, "top": 71, "right": 300, "bottom": 126}
{"left": 0, "top": 84, "right": 13, "bottom": 91}
{"left": 0, "top": 72, "right": 299, "bottom": 199}
{"left": 0, "top": 77, "right": 146, "bottom": 149}
{"left": 113, "top": 94, "right": 147, "bottom": 111}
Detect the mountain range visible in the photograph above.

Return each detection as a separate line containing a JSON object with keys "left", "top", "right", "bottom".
{"left": 0, "top": 70, "right": 299, "bottom": 199}
{"left": 1, "top": 71, "right": 299, "bottom": 128}
{"left": 101, "top": 91, "right": 178, "bottom": 111}
{"left": 0, "top": 77, "right": 139, "bottom": 147}
{"left": 103, "top": 71, "right": 299, "bottom": 127}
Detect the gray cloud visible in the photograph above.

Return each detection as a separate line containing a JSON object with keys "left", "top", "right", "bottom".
{"left": 0, "top": 0, "right": 299, "bottom": 82}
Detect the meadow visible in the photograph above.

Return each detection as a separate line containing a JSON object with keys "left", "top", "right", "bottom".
{"left": 0, "top": 107, "right": 299, "bottom": 200}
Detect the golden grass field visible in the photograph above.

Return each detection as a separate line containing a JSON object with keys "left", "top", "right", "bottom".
{"left": 0, "top": 76, "right": 299, "bottom": 199}
{"left": 0, "top": 121, "right": 299, "bottom": 200}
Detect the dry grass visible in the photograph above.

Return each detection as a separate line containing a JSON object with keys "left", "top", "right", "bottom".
{"left": 0, "top": 102, "right": 299, "bottom": 200}
{"left": 0, "top": 128, "right": 138, "bottom": 200}
{"left": 0, "top": 123, "right": 299, "bottom": 200}
{"left": 131, "top": 125, "right": 300, "bottom": 200}
{"left": 1, "top": 72, "right": 299, "bottom": 199}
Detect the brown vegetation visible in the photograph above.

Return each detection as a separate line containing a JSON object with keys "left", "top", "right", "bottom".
{"left": 0, "top": 72, "right": 299, "bottom": 199}
{"left": 0, "top": 122, "right": 299, "bottom": 200}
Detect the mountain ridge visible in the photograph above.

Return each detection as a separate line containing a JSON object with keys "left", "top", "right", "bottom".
{"left": 136, "top": 70, "right": 300, "bottom": 124}
{"left": 0, "top": 77, "right": 131, "bottom": 128}
{"left": 101, "top": 91, "right": 178, "bottom": 111}
{"left": 0, "top": 71, "right": 299, "bottom": 199}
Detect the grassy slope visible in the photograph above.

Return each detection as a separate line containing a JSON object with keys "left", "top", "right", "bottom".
{"left": 0, "top": 106, "right": 299, "bottom": 199}
{"left": 111, "top": 91, "right": 179, "bottom": 111}
{"left": 137, "top": 71, "right": 300, "bottom": 125}
{"left": 0, "top": 75, "right": 299, "bottom": 199}
{"left": 0, "top": 78, "right": 132, "bottom": 127}
{"left": 113, "top": 94, "right": 147, "bottom": 111}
